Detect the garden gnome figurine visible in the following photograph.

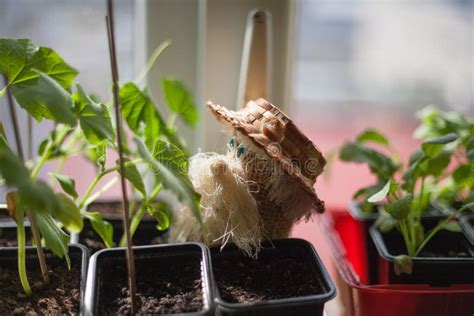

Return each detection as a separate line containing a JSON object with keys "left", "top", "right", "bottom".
{"left": 171, "top": 99, "right": 326, "bottom": 256}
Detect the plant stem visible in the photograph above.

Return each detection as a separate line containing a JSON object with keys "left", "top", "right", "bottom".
{"left": 399, "top": 220, "right": 415, "bottom": 257}
{"left": 119, "top": 184, "right": 163, "bottom": 246}
{"left": 31, "top": 126, "right": 70, "bottom": 179}
{"left": 5, "top": 78, "right": 49, "bottom": 284}
{"left": 134, "top": 40, "right": 172, "bottom": 84}
{"left": 25, "top": 209, "right": 50, "bottom": 282}
{"left": 106, "top": 0, "right": 137, "bottom": 310}
{"left": 16, "top": 207, "right": 32, "bottom": 295}
{"left": 78, "top": 159, "right": 143, "bottom": 210}
{"left": 414, "top": 206, "right": 466, "bottom": 256}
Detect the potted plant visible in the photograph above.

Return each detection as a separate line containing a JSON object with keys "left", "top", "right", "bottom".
{"left": 340, "top": 113, "right": 474, "bottom": 285}
{"left": 210, "top": 239, "right": 336, "bottom": 316}
{"left": 0, "top": 38, "right": 91, "bottom": 314}
{"left": 85, "top": 4, "right": 205, "bottom": 312}
{"left": 85, "top": 243, "right": 214, "bottom": 315}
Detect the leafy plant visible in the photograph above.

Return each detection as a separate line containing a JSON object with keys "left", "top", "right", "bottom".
{"left": 0, "top": 38, "right": 201, "bottom": 294}
{"left": 414, "top": 106, "right": 474, "bottom": 206}
{"left": 340, "top": 109, "right": 474, "bottom": 274}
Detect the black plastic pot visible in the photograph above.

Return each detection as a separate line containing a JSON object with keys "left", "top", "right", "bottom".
{"left": 72, "top": 217, "right": 167, "bottom": 253}
{"left": 210, "top": 238, "right": 336, "bottom": 316}
{"left": 84, "top": 243, "right": 214, "bottom": 315}
{"left": 0, "top": 244, "right": 89, "bottom": 314}
{"left": 0, "top": 219, "right": 32, "bottom": 247}
{"left": 370, "top": 219, "right": 474, "bottom": 286}
{"left": 349, "top": 202, "right": 448, "bottom": 284}
{"left": 460, "top": 214, "right": 474, "bottom": 245}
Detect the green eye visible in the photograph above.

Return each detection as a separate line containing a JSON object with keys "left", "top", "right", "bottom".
{"left": 227, "top": 137, "right": 236, "bottom": 152}
{"left": 237, "top": 144, "right": 246, "bottom": 158}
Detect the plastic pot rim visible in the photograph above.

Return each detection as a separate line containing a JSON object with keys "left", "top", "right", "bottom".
{"left": 84, "top": 242, "right": 214, "bottom": 316}
{"left": 210, "top": 238, "right": 336, "bottom": 311}
{"left": 369, "top": 225, "right": 474, "bottom": 262}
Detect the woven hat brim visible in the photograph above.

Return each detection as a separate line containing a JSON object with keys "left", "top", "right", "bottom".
{"left": 207, "top": 101, "right": 325, "bottom": 213}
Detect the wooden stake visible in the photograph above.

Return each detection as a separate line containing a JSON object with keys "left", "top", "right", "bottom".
{"left": 105, "top": 0, "right": 137, "bottom": 311}
{"left": 3, "top": 75, "right": 50, "bottom": 283}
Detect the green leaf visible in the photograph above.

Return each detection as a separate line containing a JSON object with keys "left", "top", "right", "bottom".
{"left": 384, "top": 194, "right": 413, "bottom": 220}
{"left": 82, "top": 212, "right": 113, "bottom": 248}
{"left": 162, "top": 78, "right": 199, "bottom": 127}
{"left": 147, "top": 202, "right": 171, "bottom": 231}
{"left": 453, "top": 164, "right": 474, "bottom": 186}
{"left": 11, "top": 70, "right": 76, "bottom": 125}
{"left": 117, "top": 158, "right": 146, "bottom": 197}
{"left": 421, "top": 133, "right": 458, "bottom": 157}
{"left": 49, "top": 173, "right": 78, "bottom": 200}
{"left": 367, "top": 180, "right": 391, "bottom": 203}
{"left": 394, "top": 255, "right": 413, "bottom": 275}
{"left": 52, "top": 193, "right": 83, "bottom": 233}
{"left": 0, "top": 39, "right": 77, "bottom": 90}
{"left": 339, "top": 142, "right": 398, "bottom": 179}
{"left": 460, "top": 202, "right": 474, "bottom": 212}
{"left": 86, "top": 141, "right": 107, "bottom": 170}
{"left": 422, "top": 150, "right": 452, "bottom": 178}
{"left": 356, "top": 129, "right": 389, "bottom": 146}
{"left": 119, "top": 82, "right": 161, "bottom": 149}
{"left": 374, "top": 211, "right": 397, "bottom": 233}
{"left": 353, "top": 186, "right": 377, "bottom": 200}
{"left": 75, "top": 84, "right": 115, "bottom": 145}
{"left": 36, "top": 212, "right": 70, "bottom": 265}
{"left": 439, "top": 220, "right": 462, "bottom": 232}
{"left": 119, "top": 82, "right": 187, "bottom": 153}
{"left": 19, "top": 181, "right": 61, "bottom": 216}
{"left": 135, "top": 137, "right": 201, "bottom": 224}
{"left": 0, "top": 136, "right": 68, "bottom": 218}
{"left": 152, "top": 139, "right": 188, "bottom": 175}
{"left": 0, "top": 135, "right": 30, "bottom": 187}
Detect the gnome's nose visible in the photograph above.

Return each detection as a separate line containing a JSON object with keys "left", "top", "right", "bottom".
{"left": 210, "top": 160, "right": 229, "bottom": 177}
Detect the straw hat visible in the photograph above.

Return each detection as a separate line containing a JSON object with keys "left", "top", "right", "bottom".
{"left": 207, "top": 98, "right": 326, "bottom": 213}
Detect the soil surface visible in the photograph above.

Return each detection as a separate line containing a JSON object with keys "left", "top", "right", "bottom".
{"left": 0, "top": 265, "right": 81, "bottom": 315}
{"left": 100, "top": 255, "right": 203, "bottom": 314}
{"left": 212, "top": 251, "right": 323, "bottom": 304}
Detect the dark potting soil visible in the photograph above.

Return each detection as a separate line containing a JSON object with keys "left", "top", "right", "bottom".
{"left": 100, "top": 255, "right": 203, "bottom": 314}
{"left": 213, "top": 252, "right": 323, "bottom": 304}
{"left": 0, "top": 265, "right": 81, "bottom": 315}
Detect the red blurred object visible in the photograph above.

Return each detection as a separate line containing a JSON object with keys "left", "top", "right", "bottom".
{"left": 322, "top": 209, "right": 474, "bottom": 316}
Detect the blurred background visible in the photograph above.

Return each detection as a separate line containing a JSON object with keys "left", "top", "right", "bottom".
{"left": 0, "top": 1, "right": 472, "bottom": 314}
{"left": 1, "top": 0, "right": 472, "bottom": 206}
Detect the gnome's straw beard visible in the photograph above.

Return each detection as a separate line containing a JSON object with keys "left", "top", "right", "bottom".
{"left": 170, "top": 151, "right": 263, "bottom": 257}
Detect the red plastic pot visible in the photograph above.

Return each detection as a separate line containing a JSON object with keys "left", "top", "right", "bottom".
{"left": 321, "top": 210, "right": 474, "bottom": 316}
